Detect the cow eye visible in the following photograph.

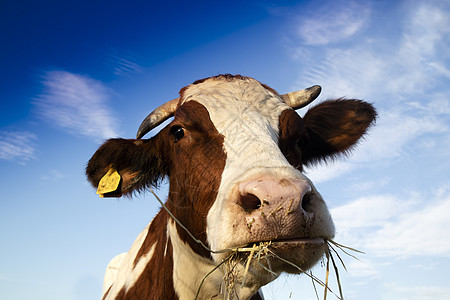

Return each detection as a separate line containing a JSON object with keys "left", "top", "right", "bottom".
{"left": 170, "top": 125, "right": 185, "bottom": 141}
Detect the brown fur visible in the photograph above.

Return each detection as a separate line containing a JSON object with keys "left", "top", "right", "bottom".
{"left": 302, "top": 98, "right": 377, "bottom": 165}
{"left": 120, "top": 210, "right": 177, "bottom": 300}
{"left": 163, "top": 101, "right": 226, "bottom": 257}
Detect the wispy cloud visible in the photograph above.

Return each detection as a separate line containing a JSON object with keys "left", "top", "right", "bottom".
{"left": 296, "top": 1, "right": 450, "bottom": 182}
{"left": 353, "top": 107, "right": 447, "bottom": 161}
{"left": 107, "top": 53, "right": 144, "bottom": 77}
{"left": 0, "top": 131, "right": 36, "bottom": 163}
{"left": 40, "top": 169, "right": 65, "bottom": 181}
{"left": 389, "top": 2, "right": 450, "bottom": 97}
{"left": 345, "top": 259, "right": 379, "bottom": 279}
{"left": 293, "top": 1, "right": 450, "bottom": 99}
{"left": 295, "top": 1, "right": 371, "bottom": 46}
{"left": 34, "top": 70, "right": 118, "bottom": 140}
{"left": 332, "top": 191, "right": 450, "bottom": 257}
{"left": 383, "top": 283, "right": 450, "bottom": 300}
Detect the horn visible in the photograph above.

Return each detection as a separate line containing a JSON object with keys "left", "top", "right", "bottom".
{"left": 281, "top": 85, "right": 321, "bottom": 110}
{"left": 136, "top": 98, "right": 180, "bottom": 139}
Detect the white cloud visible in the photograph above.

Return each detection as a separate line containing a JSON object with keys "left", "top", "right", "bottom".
{"left": 345, "top": 259, "right": 379, "bottom": 279}
{"left": 0, "top": 131, "right": 36, "bottom": 163}
{"left": 289, "top": 0, "right": 450, "bottom": 98}
{"left": 352, "top": 106, "right": 447, "bottom": 162}
{"left": 107, "top": 53, "right": 144, "bottom": 77}
{"left": 345, "top": 178, "right": 390, "bottom": 195}
{"left": 366, "top": 196, "right": 450, "bottom": 257}
{"left": 435, "top": 181, "right": 450, "bottom": 198}
{"left": 34, "top": 70, "right": 118, "bottom": 140}
{"left": 40, "top": 169, "right": 65, "bottom": 181}
{"left": 332, "top": 195, "right": 410, "bottom": 230}
{"left": 295, "top": 1, "right": 371, "bottom": 46}
{"left": 388, "top": 2, "right": 450, "bottom": 97}
{"left": 295, "top": 34, "right": 449, "bottom": 102}
{"left": 331, "top": 191, "right": 450, "bottom": 258}
{"left": 305, "top": 160, "right": 352, "bottom": 184}
{"left": 429, "top": 62, "right": 450, "bottom": 79}
{"left": 383, "top": 283, "right": 450, "bottom": 300}
{"left": 401, "top": 3, "right": 450, "bottom": 58}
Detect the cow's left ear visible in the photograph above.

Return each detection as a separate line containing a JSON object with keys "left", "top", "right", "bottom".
{"left": 86, "top": 136, "right": 169, "bottom": 197}
{"left": 301, "top": 99, "right": 377, "bottom": 165}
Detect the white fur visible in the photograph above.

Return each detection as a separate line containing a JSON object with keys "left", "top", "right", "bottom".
{"left": 103, "top": 252, "right": 126, "bottom": 294}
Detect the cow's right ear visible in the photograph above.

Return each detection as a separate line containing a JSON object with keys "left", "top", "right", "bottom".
{"left": 301, "top": 99, "right": 377, "bottom": 165}
{"left": 86, "top": 137, "right": 168, "bottom": 197}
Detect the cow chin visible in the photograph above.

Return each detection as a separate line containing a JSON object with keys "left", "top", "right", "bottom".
{"left": 218, "top": 238, "right": 327, "bottom": 290}
{"left": 264, "top": 238, "right": 327, "bottom": 274}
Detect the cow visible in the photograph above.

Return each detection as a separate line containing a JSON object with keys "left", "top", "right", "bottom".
{"left": 86, "top": 74, "right": 376, "bottom": 300}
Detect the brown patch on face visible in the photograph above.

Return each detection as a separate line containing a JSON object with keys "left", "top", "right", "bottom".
{"left": 125, "top": 101, "right": 226, "bottom": 286}
{"left": 278, "top": 109, "right": 309, "bottom": 171}
{"left": 161, "top": 100, "right": 227, "bottom": 258}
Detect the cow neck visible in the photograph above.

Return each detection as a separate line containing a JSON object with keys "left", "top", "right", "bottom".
{"left": 167, "top": 220, "right": 263, "bottom": 300}
{"left": 103, "top": 209, "right": 177, "bottom": 299}
{"left": 115, "top": 212, "right": 226, "bottom": 300}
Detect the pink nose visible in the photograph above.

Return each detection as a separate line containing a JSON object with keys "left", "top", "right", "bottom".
{"left": 237, "top": 177, "right": 312, "bottom": 215}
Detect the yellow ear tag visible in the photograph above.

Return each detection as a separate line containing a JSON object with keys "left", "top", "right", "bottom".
{"left": 96, "top": 168, "right": 121, "bottom": 197}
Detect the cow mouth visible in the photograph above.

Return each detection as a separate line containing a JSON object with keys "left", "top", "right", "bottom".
{"left": 242, "top": 237, "right": 325, "bottom": 249}
{"left": 271, "top": 237, "right": 325, "bottom": 246}
{"left": 232, "top": 237, "right": 327, "bottom": 275}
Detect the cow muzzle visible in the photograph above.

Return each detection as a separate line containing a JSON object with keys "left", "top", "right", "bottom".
{"left": 237, "top": 178, "right": 312, "bottom": 216}
{"left": 223, "top": 176, "right": 331, "bottom": 276}
{"left": 229, "top": 176, "right": 330, "bottom": 249}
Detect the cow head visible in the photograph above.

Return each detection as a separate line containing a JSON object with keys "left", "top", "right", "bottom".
{"left": 86, "top": 74, "right": 376, "bottom": 295}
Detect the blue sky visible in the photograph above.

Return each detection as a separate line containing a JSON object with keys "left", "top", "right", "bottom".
{"left": 1, "top": 0, "right": 450, "bottom": 299}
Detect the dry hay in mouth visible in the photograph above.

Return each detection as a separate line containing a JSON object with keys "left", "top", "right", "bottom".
{"left": 150, "top": 189, "right": 363, "bottom": 300}
{"left": 195, "top": 242, "right": 275, "bottom": 300}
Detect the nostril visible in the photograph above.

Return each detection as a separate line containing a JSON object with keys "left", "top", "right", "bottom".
{"left": 239, "top": 193, "right": 262, "bottom": 212}
{"left": 301, "top": 192, "right": 312, "bottom": 212}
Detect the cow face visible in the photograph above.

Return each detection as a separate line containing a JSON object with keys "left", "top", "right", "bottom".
{"left": 86, "top": 74, "right": 376, "bottom": 290}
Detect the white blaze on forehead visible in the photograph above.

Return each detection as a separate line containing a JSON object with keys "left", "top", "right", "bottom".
{"left": 181, "top": 77, "right": 306, "bottom": 255}
{"left": 181, "top": 77, "right": 293, "bottom": 184}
